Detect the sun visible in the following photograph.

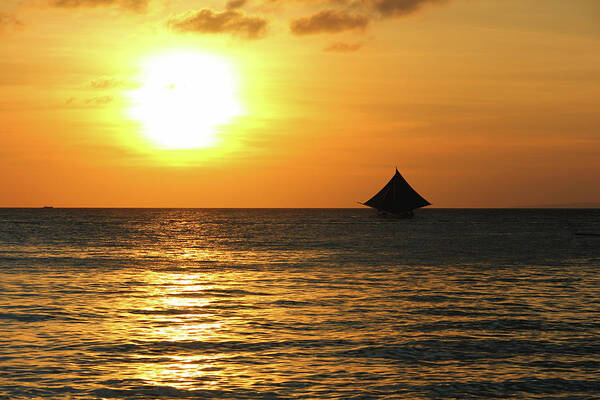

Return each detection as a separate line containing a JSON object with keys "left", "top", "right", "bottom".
{"left": 128, "top": 51, "right": 242, "bottom": 150}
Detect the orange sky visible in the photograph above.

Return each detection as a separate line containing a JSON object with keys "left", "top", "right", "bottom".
{"left": 1, "top": 0, "right": 599, "bottom": 207}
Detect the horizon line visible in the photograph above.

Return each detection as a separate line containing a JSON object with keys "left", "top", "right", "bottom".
{"left": 1, "top": 206, "right": 599, "bottom": 210}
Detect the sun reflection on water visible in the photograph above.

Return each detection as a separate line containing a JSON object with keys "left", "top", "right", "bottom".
{"left": 3, "top": 209, "right": 600, "bottom": 398}
{"left": 116, "top": 272, "right": 231, "bottom": 389}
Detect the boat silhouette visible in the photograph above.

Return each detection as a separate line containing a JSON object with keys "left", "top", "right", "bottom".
{"left": 361, "top": 169, "right": 431, "bottom": 218}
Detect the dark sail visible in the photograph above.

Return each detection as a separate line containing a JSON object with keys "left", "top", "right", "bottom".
{"left": 363, "top": 169, "right": 430, "bottom": 214}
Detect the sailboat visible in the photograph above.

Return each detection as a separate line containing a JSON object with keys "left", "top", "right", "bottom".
{"left": 361, "top": 169, "right": 431, "bottom": 218}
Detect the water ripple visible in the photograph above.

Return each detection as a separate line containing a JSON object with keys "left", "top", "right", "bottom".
{"left": 1, "top": 209, "right": 599, "bottom": 399}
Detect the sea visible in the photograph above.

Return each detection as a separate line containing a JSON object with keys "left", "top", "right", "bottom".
{"left": 1, "top": 208, "right": 599, "bottom": 399}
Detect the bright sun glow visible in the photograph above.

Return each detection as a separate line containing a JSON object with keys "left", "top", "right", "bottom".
{"left": 129, "top": 51, "right": 242, "bottom": 149}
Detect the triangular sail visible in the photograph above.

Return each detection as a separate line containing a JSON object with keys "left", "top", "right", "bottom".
{"left": 363, "top": 169, "right": 430, "bottom": 213}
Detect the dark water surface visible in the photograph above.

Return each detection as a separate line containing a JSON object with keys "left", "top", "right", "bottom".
{"left": 1, "top": 208, "right": 599, "bottom": 399}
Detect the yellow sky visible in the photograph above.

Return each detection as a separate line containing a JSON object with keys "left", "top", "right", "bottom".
{"left": 1, "top": 0, "right": 599, "bottom": 207}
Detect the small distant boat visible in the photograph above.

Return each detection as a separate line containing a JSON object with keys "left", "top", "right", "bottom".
{"left": 360, "top": 169, "right": 431, "bottom": 218}
{"left": 574, "top": 232, "right": 600, "bottom": 237}
{"left": 42, "top": 206, "right": 54, "bottom": 209}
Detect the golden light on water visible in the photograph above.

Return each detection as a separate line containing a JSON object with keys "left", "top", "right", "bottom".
{"left": 128, "top": 51, "right": 242, "bottom": 150}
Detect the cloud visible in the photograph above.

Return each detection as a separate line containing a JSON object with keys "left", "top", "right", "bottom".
{"left": 226, "top": 0, "right": 247, "bottom": 10}
{"left": 167, "top": 0, "right": 449, "bottom": 42}
{"left": 49, "top": 0, "right": 148, "bottom": 12}
{"left": 85, "top": 95, "right": 114, "bottom": 105}
{"left": 66, "top": 95, "right": 115, "bottom": 107}
{"left": 0, "top": 13, "right": 23, "bottom": 32}
{"left": 89, "top": 77, "right": 140, "bottom": 89}
{"left": 168, "top": 9, "right": 268, "bottom": 39}
{"left": 363, "top": 0, "right": 447, "bottom": 18}
{"left": 290, "top": 10, "right": 368, "bottom": 35}
{"left": 324, "top": 41, "right": 362, "bottom": 52}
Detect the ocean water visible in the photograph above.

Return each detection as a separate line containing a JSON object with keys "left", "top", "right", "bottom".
{"left": 1, "top": 208, "right": 599, "bottom": 399}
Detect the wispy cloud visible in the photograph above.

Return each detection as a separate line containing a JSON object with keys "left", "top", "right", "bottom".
{"left": 65, "top": 95, "right": 115, "bottom": 107}
{"left": 285, "top": 0, "right": 447, "bottom": 38}
{"left": 226, "top": 0, "right": 247, "bottom": 10}
{"left": 364, "top": 0, "right": 447, "bottom": 18}
{"left": 290, "top": 10, "right": 368, "bottom": 35}
{"left": 89, "top": 77, "right": 140, "bottom": 90}
{"left": 258, "top": 0, "right": 446, "bottom": 18}
{"left": 168, "top": 9, "right": 268, "bottom": 39}
{"left": 49, "top": 0, "right": 148, "bottom": 12}
{"left": 166, "top": 0, "right": 449, "bottom": 42}
{"left": 85, "top": 95, "right": 114, "bottom": 105}
{"left": 324, "top": 41, "right": 362, "bottom": 52}
{"left": 0, "top": 12, "right": 23, "bottom": 33}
